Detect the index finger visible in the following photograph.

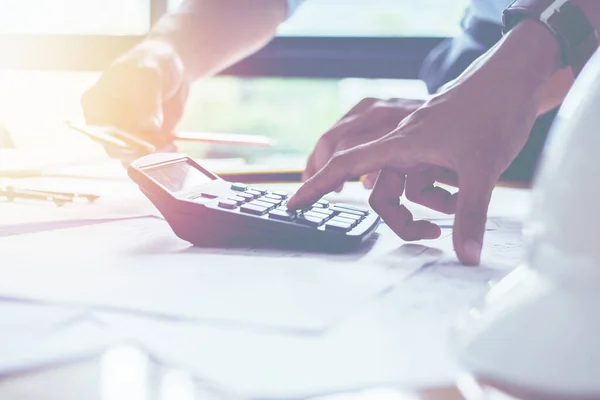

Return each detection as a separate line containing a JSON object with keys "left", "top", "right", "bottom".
{"left": 302, "top": 98, "right": 380, "bottom": 182}
{"left": 288, "top": 135, "right": 413, "bottom": 209}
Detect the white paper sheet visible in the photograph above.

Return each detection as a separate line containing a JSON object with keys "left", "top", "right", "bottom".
{"left": 0, "top": 184, "right": 528, "bottom": 396}
{"left": 0, "top": 217, "right": 436, "bottom": 334}
{"left": 87, "top": 214, "right": 523, "bottom": 399}
{"left": 0, "top": 301, "right": 117, "bottom": 376}
{"left": 96, "top": 245, "right": 518, "bottom": 399}
{"left": 0, "top": 322, "right": 116, "bottom": 377}
{"left": 0, "top": 177, "right": 160, "bottom": 235}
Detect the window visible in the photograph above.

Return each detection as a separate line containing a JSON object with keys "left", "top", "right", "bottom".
{"left": 167, "top": 0, "right": 468, "bottom": 37}
{"left": 0, "top": 1, "right": 470, "bottom": 167}
{"left": 278, "top": 0, "right": 467, "bottom": 37}
{"left": 0, "top": 0, "right": 150, "bottom": 34}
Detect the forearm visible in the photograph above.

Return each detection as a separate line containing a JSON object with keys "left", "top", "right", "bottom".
{"left": 146, "top": 0, "right": 287, "bottom": 81}
{"left": 494, "top": 21, "right": 574, "bottom": 117}
{"left": 537, "top": 68, "right": 574, "bottom": 115}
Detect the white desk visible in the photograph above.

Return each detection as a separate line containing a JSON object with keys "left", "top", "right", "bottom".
{"left": 0, "top": 172, "right": 529, "bottom": 400}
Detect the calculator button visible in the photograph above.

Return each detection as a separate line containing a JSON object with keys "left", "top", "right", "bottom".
{"left": 269, "top": 209, "right": 296, "bottom": 222}
{"left": 252, "top": 188, "right": 268, "bottom": 195}
{"left": 310, "top": 208, "right": 334, "bottom": 218}
{"left": 240, "top": 204, "right": 268, "bottom": 216}
{"left": 228, "top": 196, "right": 246, "bottom": 205}
{"left": 231, "top": 183, "right": 248, "bottom": 192}
{"left": 331, "top": 216, "right": 357, "bottom": 227}
{"left": 325, "top": 220, "right": 353, "bottom": 232}
{"left": 332, "top": 203, "right": 369, "bottom": 215}
{"left": 337, "top": 212, "right": 362, "bottom": 221}
{"left": 246, "top": 189, "right": 262, "bottom": 198}
{"left": 259, "top": 197, "right": 282, "bottom": 206}
{"left": 264, "top": 194, "right": 284, "bottom": 201}
{"left": 330, "top": 206, "right": 364, "bottom": 216}
{"left": 314, "top": 199, "right": 330, "bottom": 208}
{"left": 249, "top": 200, "right": 275, "bottom": 210}
{"left": 237, "top": 192, "right": 255, "bottom": 201}
{"left": 200, "top": 192, "right": 219, "bottom": 199}
{"left": 297, "top": 214, "right": 325, "bottom": 227}
{"left": 218, "top": 199, "right": 238, "bottom": 210}
{"left": 270, "top": 191, "right": 289, "bottom": 199}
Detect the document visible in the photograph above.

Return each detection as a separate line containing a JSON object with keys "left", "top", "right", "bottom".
{"left": 0, "top": 302, "right": 117, "bottom": 376}
{"left": 0, "top": 177, "right": 161, "bottom": 236}
{"left": 0, "top": 217, "right": 437, "bottom": 333}
{"left": 0, "top": 322, "right": 116, "bottom": 376}
{"left": 92, "top": 218, "right": 522, "bottom": 399}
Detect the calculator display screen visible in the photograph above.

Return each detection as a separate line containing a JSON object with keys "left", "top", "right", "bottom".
{"left": 145, "top": 161, "right": 215, "bottom": 193}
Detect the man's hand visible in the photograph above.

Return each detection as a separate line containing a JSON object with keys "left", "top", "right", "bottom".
{"left": 81, "top": 39, "right": 188, "bottom": 146}
{"left": 289, "top": 20, "right": 562, "bottom": 265}
{"left": 303, "top": 97, "right": 424, "bottom": 190}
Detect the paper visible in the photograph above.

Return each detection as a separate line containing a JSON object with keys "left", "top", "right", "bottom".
{"left": 91, "top": 217, "right": 522, "bottom": 400}
{"left": 0, "top": 322, "right": 116, "bottom": 377}
{"left": 0, "top": 302, "right": 78, "bottom": 332}
{"left": 0, "top": 184, "right": 529, "bottom": 397}
{"left": 0, "top": 301, "right": 117, "bottom": 376}
{"left": 0, "top": 177, "right": 161, "bottom": 236}
{"left": 96, "top": 261, "right": 516, "bottom": 398}
{"left": 0, "top": 217, "right": 437, "bottom": 334}
{"left": 0, "top": 148, "right": 106, "bottom": 175}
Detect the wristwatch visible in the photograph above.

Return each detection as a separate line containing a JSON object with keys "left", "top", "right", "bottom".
{"left": 502, "top": 0, "right": 598, "bottom": 76}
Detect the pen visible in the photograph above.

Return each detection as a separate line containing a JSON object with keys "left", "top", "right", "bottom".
{"left": 5, "top": 186, "right": 99, "bottom": 203}
{"left": 0, "top": 187, "right": 72, "bottom": 206}
{"left": 176, "top": 131, "right": 273, "bottom": 147}
{"left": 65, "top": 121, "right": 156, "bottom": 154}
{"left": 66, "top": 121, "right": 273, "bottom": 154}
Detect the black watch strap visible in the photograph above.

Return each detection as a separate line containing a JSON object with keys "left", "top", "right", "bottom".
{"left": 503, "top": 0, "right": 598, "bottom": 77}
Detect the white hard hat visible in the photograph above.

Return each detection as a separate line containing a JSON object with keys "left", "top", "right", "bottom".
{"left": 452, "top": 50, "right": 600, "bottom": 399}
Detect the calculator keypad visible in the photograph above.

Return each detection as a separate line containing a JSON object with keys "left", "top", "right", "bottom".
{"left": 218, "top": 199, "right": 238, "bottom": 210}
{"left": 309, "top": 208, "right": 334, "bottom": 218}
{"left": 249, "top": 200, "right": 276, "bottom": 210}
{"left": 329, "top": 206, "right": 365, "bottom": 217}
{"left": 297, "top": 212, "right": 326, "bottom": 227}
{"left": 228, "top": 196, "right": 246, "bottom": 205}
{"left": 208, "top": 185, "right": 370, "bottom": 233}
{"left": 269, "top": 208, "right": 297, "bottom": 222}
{"left": 325, "top": 219, "right": 353, "bottom": 232}
{"left": 240, "top": 203, "right": 269, "bottom": 216}
{"left": 231, "top": 183, "right": 248, "bottom": 192}
{"left": 245, "top": 189, "right": 263, "bottom": 198}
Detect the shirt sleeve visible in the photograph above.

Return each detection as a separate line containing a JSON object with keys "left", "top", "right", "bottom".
{"left": 468, "top": 0, "right": 513, "bottom": 24}
{"left": 286, "top": 0, "right": 307, "bottom": 18}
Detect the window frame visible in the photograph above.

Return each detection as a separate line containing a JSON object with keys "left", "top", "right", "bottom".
{"left": 0, "top": 0, "right": 446, "bottom": 80}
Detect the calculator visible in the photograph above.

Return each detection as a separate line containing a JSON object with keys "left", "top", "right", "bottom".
{"left": 128, "top": 153, "right": 381, "bottom": 251}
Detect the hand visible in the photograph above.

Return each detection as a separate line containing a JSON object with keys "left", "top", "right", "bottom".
{"left": 81, "top": 39, "right": 189, "bottom": 148}
{"left": 303, "top": 97, "right": 424, "bottom": 190}
{"left": 289, "top": 22, "right": 560, "bottom": 265}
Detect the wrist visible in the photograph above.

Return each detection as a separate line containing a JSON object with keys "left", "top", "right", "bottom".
{"left": 135, "top": 38, "right": 187, "bottom": 98}
{"left": 499, "top": 19, "right": 563, "bottom": 81}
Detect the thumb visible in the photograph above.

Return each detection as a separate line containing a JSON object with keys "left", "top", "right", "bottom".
{"left": 138, "top": 113, "right": 163, "bottom": 137}
{"left": 453, "top": 165, "right": 498, "bottom": 266}
{"left": 136, "top": 91, "right": 164, "bottom": 137}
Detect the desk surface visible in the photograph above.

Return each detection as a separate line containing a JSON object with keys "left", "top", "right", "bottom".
{"left": 0, "top": 174, "right": 530, "bottom": 400}
{"left": 0, "top": 356, "right": 468, "bottom": 400}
